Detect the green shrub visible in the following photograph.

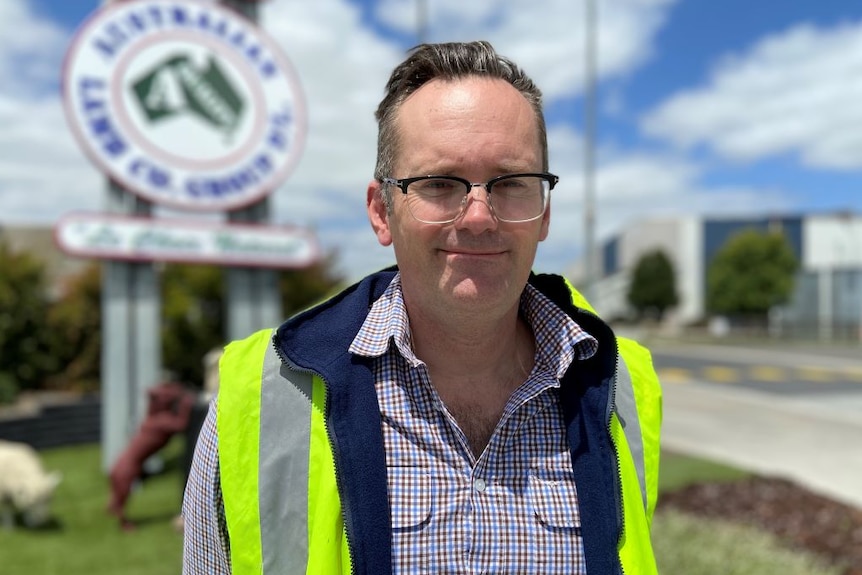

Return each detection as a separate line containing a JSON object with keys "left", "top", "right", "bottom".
{"left": 0, "top": 371, "right": 18, "bottom": 405}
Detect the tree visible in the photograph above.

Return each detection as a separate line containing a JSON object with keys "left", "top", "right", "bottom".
{"left": 279, "top": 253, "right": 344, "bottom": 316}
{"left": 0, "top": 245, "right": 345, "bottom": 397}
{"left": 627, "top": 249, "right": 679, "bottom": 320}
{"left": 46, "top": 263, "right": 103, "bottom": 392}
{"left": 706, "top": 229, "right": 798, "bottom": 319}
{"left": 161, "top": 264, "right": 225, "bottom": 387}
{"left": 161, "top": 257, "right": 343, "bottom": 387}
{"left": 0, "top": 240, "right": 56, "bottom": 401}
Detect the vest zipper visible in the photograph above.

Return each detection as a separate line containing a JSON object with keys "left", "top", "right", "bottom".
{"left": 272, "top": 338, "right": 358, "bottom": 575}
{"left": 576, "top": 308, "right": 626, "bottom": 575}
{"left": 608, "top": 343, "right": 626, "bottom": 575}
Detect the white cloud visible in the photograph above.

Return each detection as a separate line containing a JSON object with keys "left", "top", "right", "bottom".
{"left": 529, "top": 125, "right": 796, "bottom": 276}
{"left": 0, "top": 0, "right": 798, "bottom": 285}
{"left": 374, "top": 0, "right": 677, "bottom": 99}
{"left": 260, "top": 0, "right": 406, "bottom": 280}
{"left": 641, "top": 19, "right": 862, "bottom": 170}
{"left": 0, "top": 1, "right": 68, "bottom": 94}
{"left": 0, "top": 1, "right": 101, "bottom": 223}
{"left": 0, "top": 95, "right": 104, "bottom": 220}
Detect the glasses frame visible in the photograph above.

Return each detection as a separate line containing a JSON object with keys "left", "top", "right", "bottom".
{"left": 381, "top": 172, "right": 559, "bottom": 224}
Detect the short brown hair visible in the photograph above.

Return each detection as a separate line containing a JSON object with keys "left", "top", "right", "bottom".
{"left": 374, "top": 41, "right": 548, "bottom": 187}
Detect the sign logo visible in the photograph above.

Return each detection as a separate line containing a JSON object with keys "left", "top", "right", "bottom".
{"left": 131, "top": 54, "right": 245, "bottom": 137}
{"left": 62, "top": 0, "right": 307, "bottom": 211}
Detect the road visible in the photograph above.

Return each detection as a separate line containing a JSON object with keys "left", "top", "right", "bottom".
{"left": 646, "top": 340, "right": 862, "bottom": 509}
{"left": 651, "top": 342, "right": 862, "bottom": 393}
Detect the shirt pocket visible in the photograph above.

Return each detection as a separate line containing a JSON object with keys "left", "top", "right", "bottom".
{"left": 387, "top": 466, "right": 433, "bottom": 530}
{"left": 527, "top": 469, "right": 582, "bottom": 530}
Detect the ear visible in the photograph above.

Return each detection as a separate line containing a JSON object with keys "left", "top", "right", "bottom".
{"left": 538, "top": 202, "right": 551, "bottom": 242}
{"left": 367, "top": 179, "right": 393, "bottom": 247}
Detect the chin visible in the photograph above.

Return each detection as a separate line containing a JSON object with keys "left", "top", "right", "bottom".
{"left": 445, "top": 273, "right": 511, "bottom": 302}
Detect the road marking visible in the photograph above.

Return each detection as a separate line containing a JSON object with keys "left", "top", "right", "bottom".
{"left": 797, "top": 366, "right": 836, "bottom": 383}
{"left": 748, "top": 365, "right": 786, "bottom": 382}
{"left": 702, "top": 366, "right": 740, "bottom": 383}
{"left": 844, "top": 366, "right": 862, "bottom": 383}
{"left": 655, "top": 363, "right": 862, "bottom": 385}
{"left": 656, "top": 368, "right": 692, "bottom": 384}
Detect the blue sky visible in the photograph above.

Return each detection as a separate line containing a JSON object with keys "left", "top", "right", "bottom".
{"left": 3, "top": 0, "right": 861, "bottom": 281}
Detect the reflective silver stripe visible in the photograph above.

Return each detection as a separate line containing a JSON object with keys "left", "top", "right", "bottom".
{"left": 615, "top": 355, "right": 648, "bottom": 511}
{"left": 259, "top": 335, "right": 314, "bottom": 574}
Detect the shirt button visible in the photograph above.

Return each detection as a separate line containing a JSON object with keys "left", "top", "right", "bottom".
{"left": 473, "top": 478, "right": 487, "bottom": 493}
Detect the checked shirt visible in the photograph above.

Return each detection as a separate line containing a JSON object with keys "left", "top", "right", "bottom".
{"left": 348, "top": 274, "right": 598, "bottom": 574}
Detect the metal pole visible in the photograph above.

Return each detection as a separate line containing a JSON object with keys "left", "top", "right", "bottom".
{"left": 99, "top": 0, "right": 161, "bottom": 473}
{"left": 222, "top": 0, "right": 282, "bottom": 341}
{"left": 583, "top": 0, "right": 598, "bottom": 301}
{"left": 417, "top": 0, "right": 428, "bottom": 44}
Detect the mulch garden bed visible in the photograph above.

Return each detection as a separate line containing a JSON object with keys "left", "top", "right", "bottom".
{"left": 659, "top": 476, "right": 862, "bottom": 575}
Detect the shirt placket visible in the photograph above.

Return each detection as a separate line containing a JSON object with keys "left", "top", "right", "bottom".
{"left": 461, "top": 376, "right": 557, "bottom": 574}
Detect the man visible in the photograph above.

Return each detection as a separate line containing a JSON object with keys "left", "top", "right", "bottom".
{"left": 183, "top": 41, "right": 662, "bottom": 575}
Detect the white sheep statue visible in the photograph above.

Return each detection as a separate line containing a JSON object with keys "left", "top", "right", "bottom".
{"left": 0, "top": 440, "right": 62, "bottom": 529}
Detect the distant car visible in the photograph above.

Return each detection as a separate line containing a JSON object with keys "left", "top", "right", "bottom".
{"left": 0, "top": 440, "right": 62, "bottom": 528}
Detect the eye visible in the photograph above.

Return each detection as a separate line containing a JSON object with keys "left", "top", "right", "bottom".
{"left": 493, "top": 177, "right": 535, "bottom": 199}
{"left": 412, "top": 178, "right": 461, "bottom": 197}
{"left": 497, "top": 177, "right": 528, "bottom": 189}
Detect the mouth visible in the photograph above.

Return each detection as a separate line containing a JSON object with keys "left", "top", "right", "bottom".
{"left": 448, "top": 249, "right": 500, "bottom": 255}
{"left": 440, "top": 248, "right": 507, "bottom": 262}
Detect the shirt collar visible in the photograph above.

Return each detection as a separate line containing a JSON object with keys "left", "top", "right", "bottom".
{"left": 521, "top": 282, "right": 598, "bottom": 380}
{"left": 349, "top": 273, "right": 421, "bottom": 366}
{"left": 349, "top": 272, "right": 598, "bottom": 378}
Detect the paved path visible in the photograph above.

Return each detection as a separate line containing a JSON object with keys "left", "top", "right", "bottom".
{"left": 661, "top": 379, "right": 862, "bottom": 509}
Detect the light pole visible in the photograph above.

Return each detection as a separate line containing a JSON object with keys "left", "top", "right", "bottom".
{"left": 417, "top": 0, "right": 428, "bottom": 44}
{"left": 583, "top": 0, "right": 598, "bottom": 301}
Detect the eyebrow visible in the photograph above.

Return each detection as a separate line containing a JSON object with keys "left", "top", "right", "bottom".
{"left": 409, "top": 163, "right": 537, "bottom": 177}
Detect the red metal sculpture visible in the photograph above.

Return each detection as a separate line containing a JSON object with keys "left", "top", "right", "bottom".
{"left": 106, "top": 380, "right": 194, "bottom": 530}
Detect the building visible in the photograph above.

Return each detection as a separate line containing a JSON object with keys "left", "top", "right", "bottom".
{"left": 580, "top": 212, "right": 862, "bottom": 339}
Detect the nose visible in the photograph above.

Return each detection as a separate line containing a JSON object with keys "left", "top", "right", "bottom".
{"left": 455, "top": 184, "right": 497, "bottom": 232}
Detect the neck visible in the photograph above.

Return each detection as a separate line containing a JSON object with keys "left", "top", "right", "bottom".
{"left": 408, "top": 305, "right": 535, "bottom": 393}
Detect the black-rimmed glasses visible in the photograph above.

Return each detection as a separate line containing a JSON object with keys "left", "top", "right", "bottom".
{"left": 381, "top": 172, "right": 558, "bottom": 224}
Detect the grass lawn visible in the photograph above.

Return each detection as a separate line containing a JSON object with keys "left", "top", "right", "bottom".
{"left": 1, "top": 441, "right": 185, "bottom": 575}
{"left": 0, "top": 445, "right": 845, "bottom": 574}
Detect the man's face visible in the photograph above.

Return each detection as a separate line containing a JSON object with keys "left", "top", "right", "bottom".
{"left": 367, "top": 77, "right": 550, "bottom": 320}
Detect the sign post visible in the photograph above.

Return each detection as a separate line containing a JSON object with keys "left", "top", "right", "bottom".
{"left": 222, "top": 0, "right": 282, "bottom": 341}
{"left": 102, "top": 182, "right": 160, "bottom": 471}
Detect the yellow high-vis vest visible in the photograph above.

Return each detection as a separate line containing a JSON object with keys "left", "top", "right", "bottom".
{"left": 217, "top": 272, "right": 662, "bottom": 575}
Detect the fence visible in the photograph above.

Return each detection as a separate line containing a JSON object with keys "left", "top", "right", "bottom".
{"left": 0, "top": 396, "right": 101, "bottom": 450}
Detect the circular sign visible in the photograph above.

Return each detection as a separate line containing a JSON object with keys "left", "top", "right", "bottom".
{"left": 62, "top": 0, "right": 307, "bottom": 211}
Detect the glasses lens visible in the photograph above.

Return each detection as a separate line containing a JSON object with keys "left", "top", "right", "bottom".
{"left": 405, "top": 177, "right": 467, "bottom": 223}
{"left": 401, "top": 174, "right": 551, "bottom": 224}
{"left": 489, "top": 175, "right": 548, "bottom": 222}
